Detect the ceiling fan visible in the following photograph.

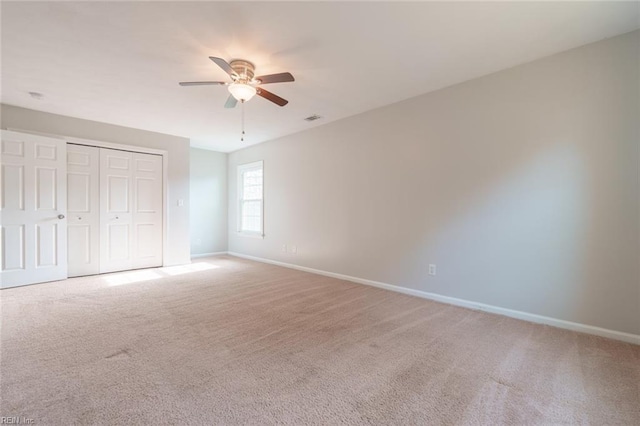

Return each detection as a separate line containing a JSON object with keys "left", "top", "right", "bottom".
{"left": 179, "top": 57, "right": 294, "bottom": 107}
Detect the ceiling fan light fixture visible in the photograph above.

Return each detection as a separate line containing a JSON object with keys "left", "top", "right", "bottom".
{"left": 180, "top": 57, "right": 292, "bottom": 107}
{"left": 228, "top": 83, "right": 256, "bottom": 102}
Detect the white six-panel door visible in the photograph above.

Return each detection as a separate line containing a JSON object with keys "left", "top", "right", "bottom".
{"left": 131, "top": 152, "right": 163, "bottom": 269}
{"left": 1, "top": 131, "right": 68, "bottom": 288}
{"left": 99, "top": 148, "right": 162, "bottom": 274}
{"left": 100, "top": 149, "right": 134, "bottom": 273}
{"left": 67, "top": 144, "right": 100, "bottom": 277}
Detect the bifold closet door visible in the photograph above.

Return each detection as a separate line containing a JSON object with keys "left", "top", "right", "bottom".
{"left": 67, "top": 144, "right": 100, "bottom": 277}
{"left": 100, "top": 148, "right": 163, "bottom": 273}
{"left": 130, "top": 152, "right": 163, "bottom": 269}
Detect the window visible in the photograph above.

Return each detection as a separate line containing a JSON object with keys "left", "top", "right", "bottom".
{"left": 237, "top": 161, "right": 264, "bottom": 236}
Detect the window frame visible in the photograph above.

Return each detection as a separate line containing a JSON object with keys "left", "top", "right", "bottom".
{"left": 237, "top": 160, "right": 264, "bottom": 238}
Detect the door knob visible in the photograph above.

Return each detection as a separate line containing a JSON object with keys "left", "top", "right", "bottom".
{"left": 58, "top": 214, "right": 65, "bottom": 219}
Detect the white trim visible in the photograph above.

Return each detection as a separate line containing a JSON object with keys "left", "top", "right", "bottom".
{"left": 6, "top": 129, "right": 167, "bottom": 156}
{"left": 66, "top": 137, "right": 166, "bottom": 156}
{"left": 191, "top": 252, "right": 228, "bottom": 259}
{"left": 236, "top": 231, "right": 265, "bottom": 239}
{"left": 4, "top": 127, "right": 68, "bottom": 141}
{"left": 227, "top": 252, "right": 640, "bottom": 345}
{"left": 162, "top": 154, "right": 169, "bottom": 267}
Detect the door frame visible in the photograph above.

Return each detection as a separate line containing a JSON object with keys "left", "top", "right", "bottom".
{"left": 6, "top": 128, "right": 170, "bottom": 268}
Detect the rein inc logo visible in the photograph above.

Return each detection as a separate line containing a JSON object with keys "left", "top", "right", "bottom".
{"left": 1, "top": 418, "right": 35, "bottom": 424}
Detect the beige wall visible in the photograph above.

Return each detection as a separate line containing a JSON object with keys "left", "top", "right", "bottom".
{"left": 1, "top": 104, "right": 192, "bottom": 265}
{"left": 190, "top": 148, "right": 227, "bottom": 255}
{"left": 228, "top": 30, "right": 640, "bottom": 335}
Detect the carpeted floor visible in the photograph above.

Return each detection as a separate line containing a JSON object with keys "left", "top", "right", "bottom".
{"left": 1, "top": 255, "right": 638, "bottom": 425}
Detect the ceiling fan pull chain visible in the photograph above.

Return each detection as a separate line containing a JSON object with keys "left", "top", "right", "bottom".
{"left": 241, "top": 100, "right": 245, "bottom": 142}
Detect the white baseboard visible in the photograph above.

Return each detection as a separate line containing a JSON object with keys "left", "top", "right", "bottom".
{"left": 191, "top": 252, "right": 228, "bottom": 259}
{"left": 228, "top": 252, "right": 640, "bottom": 345}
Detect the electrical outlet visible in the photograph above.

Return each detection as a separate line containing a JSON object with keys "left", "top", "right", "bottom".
{"left": 281, "top": 244, "right": 287, "bottom": 253}
{"left": 428, "top": 264, "right": 437, "bottom": 276}
{"left": 291, "top": 245, "right": 297, "bottom": 254}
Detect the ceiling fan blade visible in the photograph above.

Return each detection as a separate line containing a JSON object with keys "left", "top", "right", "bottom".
{"left": 224, "top": 95, "right": 238, "bottom": 109}
{"left": 179, "top": 81, "right": 227, "bottom": 86}
{"left": 255, "top": 72, "right": 295, "bottom": 85}
{"left": 256, "top": 88, "right": 288, "bottom": 107}
{"left": 209, "top": 57, "right": 237, "bottom": 78}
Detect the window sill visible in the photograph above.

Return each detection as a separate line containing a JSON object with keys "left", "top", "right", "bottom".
{"left": 237, "top": 231, "right": 264, "bottom": 239}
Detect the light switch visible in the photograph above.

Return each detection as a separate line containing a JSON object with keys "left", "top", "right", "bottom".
{"left": 178, "top": 199, "right": 184, "bottom": 207}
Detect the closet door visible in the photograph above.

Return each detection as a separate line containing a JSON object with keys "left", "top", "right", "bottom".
{"left": 100, "top": 149, "right": 134, "bottom": 273}
{"left": 1, "top": 130, "right": 68, "bottom": 288}
{"left": 67, "top": 144, "right": 100, "bottom": 277}
{"left": 132, "top": 152, "right": 163, "bottom": 269}
{"left": 100, "top": 148, "right": 163, "bottom": 273}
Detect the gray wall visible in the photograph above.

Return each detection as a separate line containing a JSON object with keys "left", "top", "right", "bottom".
{"left": 1, "top": 104, "right": 192, "bottom": 266}
{"left": 190, "top": 148, "right": 227, "bottom": 255}
{"left": 228, "top": 30, "right": 640, "bottom": 335}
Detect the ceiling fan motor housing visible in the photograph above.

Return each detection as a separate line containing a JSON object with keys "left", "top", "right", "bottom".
{"left": 230, "top": 60, "right": 256, "bottom": 83}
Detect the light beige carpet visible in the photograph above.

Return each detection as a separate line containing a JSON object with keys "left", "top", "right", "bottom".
{"left": 1, "top": 255, "right": 638, "bottom": 425}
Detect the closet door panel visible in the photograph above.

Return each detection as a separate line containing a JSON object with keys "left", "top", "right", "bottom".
{"left": 67, "top": 144, "right": 100, "bottom": 277}
{"left": 100, "top": 149, "right": 134, "bottom": 273}
{"left": 68, "top": 225, "right": 91, "bottom": 264}
{"left": 132, "top": 153, "right": 163, "bottom": 269}
{"left": 107, "top": 223, "right": 130, "bottom": 260}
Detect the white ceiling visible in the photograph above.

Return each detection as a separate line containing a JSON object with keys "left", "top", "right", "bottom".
{"left": 2, "top": 2, "right": 638, "bottom": 152}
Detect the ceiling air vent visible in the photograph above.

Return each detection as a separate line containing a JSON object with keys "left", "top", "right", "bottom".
{"left": 304, "top": 114, "right": 322, "bottom": 122}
